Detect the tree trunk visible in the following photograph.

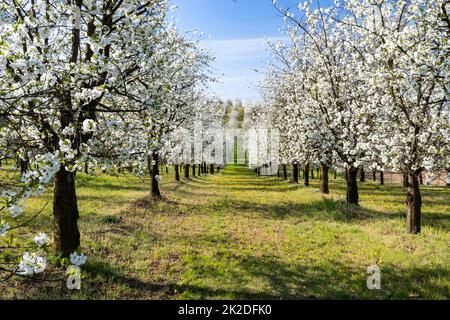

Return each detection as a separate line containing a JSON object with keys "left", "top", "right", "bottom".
{"left": 84, "top": 161, "right": 88, "bottom": 174}
{"left": 403, "top": 172, "right": 409, "bottom": 188}
{"left": 419, "top": 173, "right": 423, "bottom": 185}
{"left": 304, "top": 163, "right": 310, "bottom": 186}
{"left": 192, "top": 164, "right": 196, "bottom": 177}
{"left": 20, "top": 158, "right": 28, "bottom": 175}
{"left": 406, "top": 173, "right": 422, "bottom": 234}
{"left": 210, "top": 164, "right": 214, "bottom": 174}
{"left": 360, "top": 166, "right": 366, "bottom": 182}
{"left": 175, "top": 164, "right": 180, "bottom": 181}
{"left": 372, "top": 171, "right": 376, "bottom": 182}
{"left": 320, "top": 165, "right": 329, "bottom": 194}
{"left": 283, "top": 164, "right": 288, "bottom": 180}
{"left": 293, "top": 163, "right": 299, "bottom": 183}
{"left": 185, "top": 164, "right": 190, "bottom": 179}
{"left": 150, "top": 151, "right": 161, "bottom": 199}
{"left": 198, "top": 164, "right": 201, "bottom": 176}
{"left": 203, "top": 162, "right": 207, "bottom": 174}
{"left": 53, "top": 166, "right": 80, "bottom": 257}
{"left": 346, "top": 166, "right": 359, "bottom": 205}
{"left": 334, "top": 170, "right": 337, "bottom": 180}
{"left": 380, "top": 171, "right": 384, "bottom": 185}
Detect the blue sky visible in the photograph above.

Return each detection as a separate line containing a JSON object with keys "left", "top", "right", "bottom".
{"left": 170, "top": 0, "right": 300, "bottom": 102}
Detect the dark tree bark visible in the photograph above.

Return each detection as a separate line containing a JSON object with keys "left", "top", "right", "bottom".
{"left": 403, "top": 172, "right": 409, "bottom": 188}
{"left": 192, "top": 164, "right": 196, "bottom": 177}
{"left": 419, "top": 173, "right": 423, "bottom": 185}
{"left": 210, "top": 164, "right": 214, "bottom": 174}
{"left": 277, "top": 169, "right": 280, "bottom": 178}
{"left": 293, "top": 163, "right": 299, "bottom": 183}
{"left": 84, "top": 161, "right": 88, "bottom": 174}
{"left": 320, "top": 165, "right": 329, "bottom": 194}
{"left": 203, "top": 162, "right": 207, "bottom": 174}
{"left": 304, "top": 163, "right": 310, "bottom": 186}
{"left": 372, "top": 171, "right": 377, "bottom": 181}
{"left": 380, "top": 171, "right": 384, "bottom": 185}
{"left": 53, "top": 166, "right": 80, "bottom": 257}
{"left": 175, "top": 164, "right": 180, "bottom": 181}
{"left": 185, "top": 164, "right": 190, "bottom": 179}
{"left": 150, "top": 151, "right": 161, "bottom": 199}
{"left": 346, "top": 166, "right": 359, "bottom": 205}
{"left": 283, "top": 164, "right": 288, "bottom": 180}
{"left": 20, "top": 158, "right": 28, "bottom": 175}
{"left": 360, "top": 166, "right": 366, "bottom": 182}
{"left": 334, "top": 170, "right": 337, "bottom": 180}
{"left": 406, "top": 172, "right": 422, "bottom": 234}
{"left": 198, "top": 164, "right": 201, "bottom": 176}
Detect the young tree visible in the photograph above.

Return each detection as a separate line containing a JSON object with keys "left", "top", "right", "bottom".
{"left": 0, "top": 0, "right": 210, "bottom": 258}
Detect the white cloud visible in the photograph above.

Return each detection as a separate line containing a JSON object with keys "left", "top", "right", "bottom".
{"left": 203, "top": 36, "right": 288, "bottom": 62}
{"left": 202, "top": 36, "right": 288, "bottom": 101}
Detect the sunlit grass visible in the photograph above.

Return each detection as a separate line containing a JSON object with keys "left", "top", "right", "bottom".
{"left": 0, "top": 164, "right": 448, "bottom": 299}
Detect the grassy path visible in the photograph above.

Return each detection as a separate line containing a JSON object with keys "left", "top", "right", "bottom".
{"left": 2, "top": 165, "right": 449, "bottom": 299}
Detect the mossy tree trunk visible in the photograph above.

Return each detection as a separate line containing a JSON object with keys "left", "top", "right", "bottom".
{"left": 406, "top": 171, "right": 422, "bottom": 234}
{"left": 150, "top": 151, "right": 161, "bottom": 199}
{"left": 53, "top": 166, "right": 80, "bottom": 257}
{"left": 293, "top": 163, "right": 299, "bottom": 183}
{"left": 320, "top": 165, "right": 329, "bottom": 194}
{"left": 304, "top": 163, "right": 310, "bottom": 187}
{"left": 346, "top": 166, "right": 359, "bottom": 205}
{"left": 185, "top": 164, "right": 190, "bottom": 179}
{"left": 175, "top": 164, "right": 180, "bottom": 181}
{"left": 403, "top": 172, "right": 409, "bottom": 188}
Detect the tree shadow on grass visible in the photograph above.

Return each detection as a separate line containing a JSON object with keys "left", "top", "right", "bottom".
{"left": 208, "top": 197, "right": 449, "bottom": 231}
{"left": 81, "top": 254, "right": 450, "bottom": 300}
{"left": 182, "top": 255, "right": 450, "bottom": 299}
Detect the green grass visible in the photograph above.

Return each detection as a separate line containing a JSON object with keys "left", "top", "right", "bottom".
{"left": 0, "top": 165, "right": 449, "bottom": 300}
